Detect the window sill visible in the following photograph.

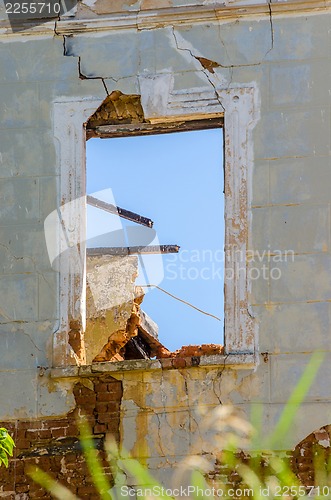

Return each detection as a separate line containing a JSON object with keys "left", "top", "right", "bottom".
{"left": 50, "top": 353, "right": 257, "bottom": 378}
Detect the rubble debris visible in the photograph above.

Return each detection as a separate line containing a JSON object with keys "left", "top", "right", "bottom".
{"left": 158, "top": 344, "right": 224, "bottom": 359}
{"left": 124, "top": 336, "right": 151, "bottom": 360}
{"left": 86, "top": 90, "right": 145, "bottom": 131}
{"left": 138, "top": 309, "right": 158, "bottom": 342}
{"left": 68, "top": 319, "right": 86, "bottom": 363}
{"left": 85, "top": 254, "right": 169, "bottom": 363}
{"left": 85, "top": 254, "right": 140, "bottom": 364}
{"left": 92, "top": 294, "right": 142, "bottom": 362}
{"left": 85, "top": 254, "right": 222, "bottom": 365}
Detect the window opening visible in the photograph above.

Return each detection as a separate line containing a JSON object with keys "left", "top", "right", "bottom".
{"left": 51, "top": 89, "right": 257, "bottom": 368}
{"left": 85, "top": 127, "right": 224, "bottom": 361}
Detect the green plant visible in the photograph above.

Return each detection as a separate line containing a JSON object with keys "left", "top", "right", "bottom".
{"left": 0, "top": 427, "right": 15, "bottom": 468}
{"left": 29, "top": 352, "right": 328, "bottom": 499}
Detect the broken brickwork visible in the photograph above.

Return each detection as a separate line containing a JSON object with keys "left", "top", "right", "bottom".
{"left": 86, "top": 90, "right": 145, "bottom": 134}
{"left": 291, "top": 425, "right": 331, "bottom": 487}
{"left": 0, "top": 376, "right": 122, "bottom": 498}
{"left": 206, "top": 427, "right": 331, "bottom": 495}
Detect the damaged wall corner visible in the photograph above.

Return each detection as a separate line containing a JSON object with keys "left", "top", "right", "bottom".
{"left": 85, "top": 254, "right": 170, "bottom": 364}
{"left": 86, "top": 90, "right": 146, "bottom": 132}
{"left": 85, "top": 254, "right": 143, "bottom": 363}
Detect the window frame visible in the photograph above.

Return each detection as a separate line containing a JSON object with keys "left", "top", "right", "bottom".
{"left": 52, "top": 85, "right": 258, "bottom": 368}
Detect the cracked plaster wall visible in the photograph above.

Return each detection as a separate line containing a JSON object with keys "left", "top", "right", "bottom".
{"left": 0, "top": 2, "right": 331, "bottom": 482}
{"left": 0, "top": 36, "right": 106, "bottom": 418}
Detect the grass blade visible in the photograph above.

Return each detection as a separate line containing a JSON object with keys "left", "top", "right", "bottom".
{"left": 268, "top": 351, "right": 324, "bottom": 448}
{"left": 79, "top": 418, "right": 112, "bottom": 500}
{"left": 27, "top": 467, "right": 79, "bottom": 500}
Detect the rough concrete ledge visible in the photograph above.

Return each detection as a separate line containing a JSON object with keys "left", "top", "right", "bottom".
{"left": 55, "top": 1, "right": 331, "bottom": 36}
{"left": 50, "top": 353, "right": 257, "bottom": 378}
{"left": 1, "top": 1, "right": 328, "bottom": 37}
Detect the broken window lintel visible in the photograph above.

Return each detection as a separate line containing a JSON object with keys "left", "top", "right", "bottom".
{"left": 86, "top": 117, "right": 224, "bottom": 139}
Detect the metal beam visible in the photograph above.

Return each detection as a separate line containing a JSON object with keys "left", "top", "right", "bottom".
{"left": 87, "top": 195, "right": 153, "bottom": 228}
{"left": 87, "top": 245, "right": 180, "bottom": 256}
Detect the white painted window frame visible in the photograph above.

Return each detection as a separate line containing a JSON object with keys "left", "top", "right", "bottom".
{"left": 53, "top": 83, "right": 259, "bottom": 368}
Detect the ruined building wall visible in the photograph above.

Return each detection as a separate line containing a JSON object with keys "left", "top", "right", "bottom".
{"left": 0, "top": 0, "right": 331, "bottom": 495}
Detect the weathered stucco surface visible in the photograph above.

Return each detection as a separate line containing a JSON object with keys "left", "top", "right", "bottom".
{"left": 0, "top": 0, "right": 331, "bottom": 494}
{"left": 85, "top": 255, "right": 140, "bottom": 363}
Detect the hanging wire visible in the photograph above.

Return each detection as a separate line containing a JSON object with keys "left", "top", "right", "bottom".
{"left": 140, "top": 284, "right": 222, "bottom": 322}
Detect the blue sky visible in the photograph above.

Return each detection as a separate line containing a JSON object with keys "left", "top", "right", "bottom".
{"left": 86, "top": 128, "right": 224, "bottom": 351}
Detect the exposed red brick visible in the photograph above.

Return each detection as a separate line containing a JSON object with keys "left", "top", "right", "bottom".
{"left": 160, "top": 358, "right": 173, "bottom": 369}
{"left": 51, "top": 428, "right": 67, "bottom": 439}
{"left": 208, "top": 426, "right": 331, "bottom": 491}
{"left": 158, "top": 343, "right": 224, "bottom": 360}
{"left": 94, "top": 382, "right": 108, "bottom": 392}
{"left": 291, "top": 425, "right": 331, "bottom": 486}
{"left": 172, "top": 358, "right": 186, "bottom": 368}
{"left": 97, "top": 391, "right": 116, "bottom": 402}
{"left": 156, "top": 346, "right": 173, "bottom": 358}
{"left": 109, "top": 352, "right": 125, "bottom": 362}
{"left": 107, "top": 385, "right": 123, "bottom": 398}
{"left": 94, "top": 424, "right": 107, "bottom": 434}
{"left": 95, "top": 402, "right": 109, "bottom": 413}
{"left": 97, "top": 413, "right": 112, "bottom": 424}
{"left": 66, "top": 424, "right": 79, "bottom": 437}
{"left": 16, "top": 484, "right": 30, "bottom": 493}
{"left": 107, "top": 401, "right": 120, "bottom": 411}
{"left": 15, "top": 439, "right": 31, "bottom": 449}
{"left": 0, "top": 375, "right": 122, "bottom": 498}
{"left": 78, "top": 485, "right": 99, "bottom": 496}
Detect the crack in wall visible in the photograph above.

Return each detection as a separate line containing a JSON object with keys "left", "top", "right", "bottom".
{"left": 77, "top": 56, "right": 109, "bottom": 95}
{"left": 60, "top": 33, "right": 109, "bottom": 96}
{"left": 124, "top": 395, "right": 170, "bottom": 458}
{"left": 53, "top": 19, "right": 67, "bottom": 62}
{"left": 23, "top": 332, "right": 44, "bottom": 353}
{"left": 176, "top": 369, "right": 195, "bottom": 450}
{"left": 0, "top": 243, "right": 36, "bottom": 272}
{"left": 0, "top": 316, "right": 45, "bottom": 352}
{"left": 267, "top": 0, "right": 275, "bottom": 52}
{"left": 190, "top": 412, "right": 204, "bottom": 452}
{"left": 211, "top": 372, "right": 222, "bottom": 405}
{"left": 172, "top": 10, "right": 275, "bottom": 81}
{"left": 158, "top": 369, "right": 177, "bottom": 447}
{"left": 156, "top": 368, "right": 194, "bottom": 456}
{"left": 214, "top": 9, "right": 234, "bottom": 86}
{"left": 171, "top": 27, "right": 225, "bottom": 114}
{"left": 154, "top": 412, "right": 167, "bottom": 457}
{"left": 216, "top": 353, "right": 230, "bottom": 405}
